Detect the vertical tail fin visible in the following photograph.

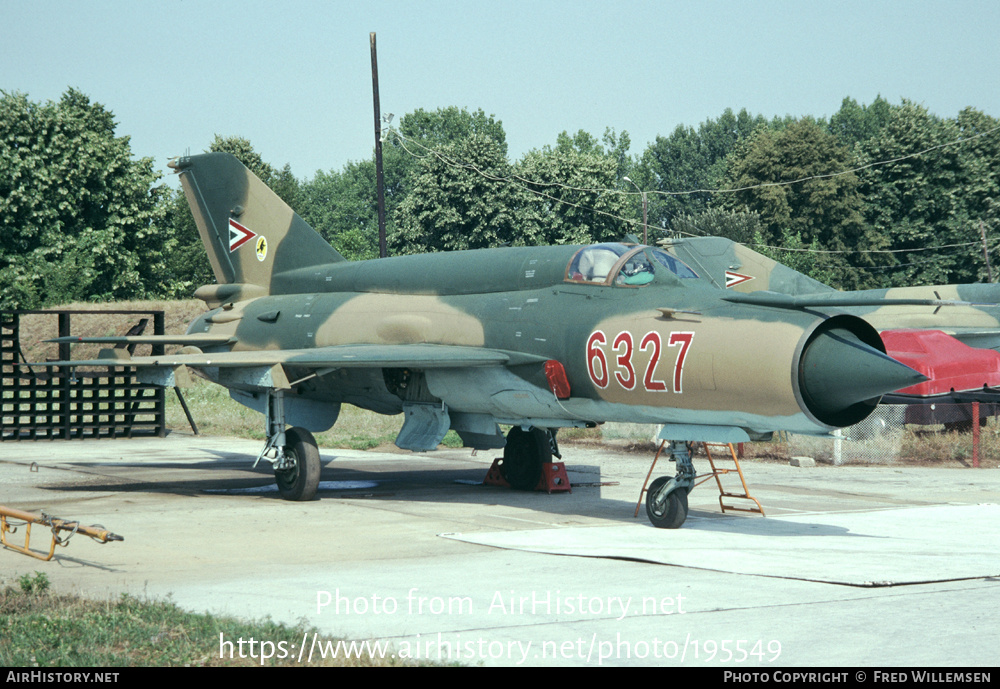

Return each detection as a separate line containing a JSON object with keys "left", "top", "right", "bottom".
{"left": 170, "top": 153, "right": 345, "bottom": 295}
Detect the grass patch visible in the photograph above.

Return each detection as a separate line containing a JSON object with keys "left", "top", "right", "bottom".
{"left": 165, "top": 379, "right": 265, "bottom": 440}
{"left": 898, "top": 426, "right": 1000, "bottom": 467}
{"left": 0, "top": 573, "right": 430, "bottom": 667}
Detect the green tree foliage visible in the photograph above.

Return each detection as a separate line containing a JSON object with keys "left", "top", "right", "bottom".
{"left": 956, "top": 108, "right": 1000, "bottom": 214}
{"left": 297, "top": 107, "right": 510, "bottom": 259}
{"left": 391, "top": 111, "right": 634, "bottom": 253}
{"left": 208, "top": 135, "right": 301, "bottom": 208}
{"left": 6, "top": 88, "right": 999, "bottom": 306}
{"left": 952, "top": 107, "right": 1000, "bottom": 282}
{"left": 392, "top": 133, "right": 521, "bottom": 253}
{"left": 161, "top": 190, "right": 214, "bottom": 293}
{"left": 399, "top": 106, "right": 507, "bottom": 155}
{"left": 0, "top": 89, "right": 170, "bottom": 309}
{"left": 670, "top": 207, "right": 764, "bottom": 244}
{"left": 751, "top": 228, "right": 838, "bottom": 287}
{"left": 389, "top": 107, "right": 514, "bottom": 253}
{"left": 552, "top": 127, "right": 633, "bottom": 183}
{"left": 512, "top": 128, "right": 632, "bottom": 245}
{"left": 722, "top": 118, "right": 877, "bottom": 289}
{"left": 637, "top": 108, "right": 769, "bottom": 230}
{"left": 297, "top": 151, "right": 408, "bottom": 261}
{"left": 854, "top": 101, "right": 989, "bottom": 286}
{"left": 828, "top": 96, "right": 896, "bottom": 149}
{"left": 391, "top": 106, "right": 507, "bottom": 202}
{"left": 515, "top": 147, "right": 629, "bottom": 245}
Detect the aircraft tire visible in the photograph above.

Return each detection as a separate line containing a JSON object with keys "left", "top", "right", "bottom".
{"left": 645, "top": 476, "right": 688, "bottom": 529}
{"left": 275, "top": 427, "right": 321, "bottom": 501}
{"left": 501, "top": 426, "right": 551, "bottom": 490}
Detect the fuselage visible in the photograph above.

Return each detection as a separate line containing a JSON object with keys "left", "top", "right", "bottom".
{"left": 186, "top": 242, "right": 922, "bottom": 441}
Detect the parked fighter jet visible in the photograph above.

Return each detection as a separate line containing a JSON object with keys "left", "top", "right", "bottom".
{"left": 666, "top": 236, "right": 1000, "bottom": 429}
{"left": 668, "top": 236, "right": 1000, "bottom": 350}
{"left": 48, "top": 153, "right": 934, "bottom": 528}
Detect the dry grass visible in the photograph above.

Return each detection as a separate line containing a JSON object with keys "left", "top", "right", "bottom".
{"left": 734, "top": 426, "right": 1000, "bottom": 469}
{"left": 165, "top": 379, "right": 407, "bottom": 450}
{"left": 898, "top": 426, "right": 1000, "bottom": 468}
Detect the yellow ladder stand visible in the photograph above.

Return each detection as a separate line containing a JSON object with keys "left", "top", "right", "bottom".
{"left": 701, "top": 442, "right": 765, "bottom": 516}
{"left": 636, "top": 441, "right": 765, "bottom": 518}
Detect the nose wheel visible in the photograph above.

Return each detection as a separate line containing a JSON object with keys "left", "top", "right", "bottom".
{"left": 643, "top": 440, "right": 695, "bottom": 528}
{"left": 645, "top": 476, "right": 689, "bottom": 528}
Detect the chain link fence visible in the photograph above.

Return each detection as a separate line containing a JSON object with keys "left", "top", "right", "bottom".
{"left": 601, "top": 404, "right": 999, "bottom": 466}
{"left": 788, "top": 402, "right": 998, "bottom": 465}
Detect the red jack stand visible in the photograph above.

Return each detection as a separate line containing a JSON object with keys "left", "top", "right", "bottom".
{"left": 484, "top": 459, "right": 572, "bottom": 493}
{"left": 483, "top": 459, "right": 509, "bottom": 487}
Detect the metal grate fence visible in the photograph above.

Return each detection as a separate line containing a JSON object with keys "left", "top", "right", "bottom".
{"left": 1, "top": 311, "right": 166, "bottom": 441}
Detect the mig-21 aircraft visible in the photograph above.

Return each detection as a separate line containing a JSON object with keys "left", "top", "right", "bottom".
{"left": 668, "top": 236, "right": 1000, "bottom": 351}
{"left": 47, "top": 153, "right": 940, "bottom": 529}
{"left": 667, "top": 235, "right": 1000, "bottom": 428}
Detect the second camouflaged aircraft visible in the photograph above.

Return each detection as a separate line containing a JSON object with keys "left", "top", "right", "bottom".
{"left": 667, "top": 235, "right": 1000, "bottom": 350}
{"left": 51, "top": 153, "right": 931, "bottom": 528}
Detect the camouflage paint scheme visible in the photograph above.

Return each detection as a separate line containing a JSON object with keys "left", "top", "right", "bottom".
{"left": 52, "top": 153, "right": 915, "bottom": 450}
{"left": 668, "top": 236, "right": 1000, "bottom": 351}
{"left": 42, "top": 154, "right": 939, "bottom": 525}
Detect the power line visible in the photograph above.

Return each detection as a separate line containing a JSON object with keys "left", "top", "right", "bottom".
{"left": 753, "top": 240, "right": 986, "bottom": 255}
{"left": 385, "top": 123, "right": 1000, "bottom": 260}
{"left": 389, "top": 121, "right": 1000, "bottom": 200}
{"left": 646, "top": 122, "right": 1000, "bottom": 197}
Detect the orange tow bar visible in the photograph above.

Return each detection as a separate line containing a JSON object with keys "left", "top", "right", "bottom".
{"left": 1, "top": 506, "right": 123, "bottom": 561}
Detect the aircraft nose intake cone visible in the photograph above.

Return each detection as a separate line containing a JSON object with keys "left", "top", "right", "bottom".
{"left": 800, "top": 327, "right": 928, "bottom": 427}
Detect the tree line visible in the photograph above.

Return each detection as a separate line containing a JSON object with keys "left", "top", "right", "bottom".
{"left": 2, "top": 89, "right": 999, "bottom": 309}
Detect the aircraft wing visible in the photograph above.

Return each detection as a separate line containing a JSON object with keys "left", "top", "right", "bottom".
{"left": 33, "top": 343, "right": 545, "bottom": 401}
{"left": 938, "top": 329, "right": 1000, "bottom": 352}
{"left": 33, "top": 343, "right": 534, "bottom": 371}
{"left": 721, "top": 291, "right": 983, "bottom": 309}
{"left": 46, "top": 334, "right": 238, "bottom": 347}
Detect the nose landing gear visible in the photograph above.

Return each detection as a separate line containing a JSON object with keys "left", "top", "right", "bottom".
{"left": 643, "top": 440, "right": 695, "bottom": 529}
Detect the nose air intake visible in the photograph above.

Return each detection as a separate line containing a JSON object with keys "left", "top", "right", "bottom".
{"left": 799, "top": 320, "right": 928, "bottom": 428}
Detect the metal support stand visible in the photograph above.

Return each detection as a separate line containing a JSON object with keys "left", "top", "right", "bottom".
{"left": 174, "top": 387, "right": 198, "bottom": 435}
{"left": 636, "top": 441, "right": 764, "bottom": 517}
{"left": 1, "top": 505, "right": 123, "bottom": 561}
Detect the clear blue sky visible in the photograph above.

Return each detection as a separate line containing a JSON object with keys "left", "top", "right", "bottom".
{"left": 3, "top": 0, "right": 999, "bottom": 185}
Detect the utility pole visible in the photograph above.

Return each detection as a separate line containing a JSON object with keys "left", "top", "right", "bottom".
{"left": 981, "top": 220, "right": 993, "bottom": 282}
{"left": 370, "top": 32, "right": 387, "bottom": 258}
{"left": 623, "top": 176, "right": 648, "bottom": 244}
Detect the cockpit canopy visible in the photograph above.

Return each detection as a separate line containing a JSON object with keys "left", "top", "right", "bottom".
{"left": 565, "top": 243, "right": 698, "bottom": 286}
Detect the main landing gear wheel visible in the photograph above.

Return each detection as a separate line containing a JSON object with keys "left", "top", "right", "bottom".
{"left": 274, "top": 427, "right": 321, "bottom": 501}
{"left": 500, "top": 426, "right": 552, "bottom": 490}
{"left": 646, "top": 476, "right": 689, "bottom": 529}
